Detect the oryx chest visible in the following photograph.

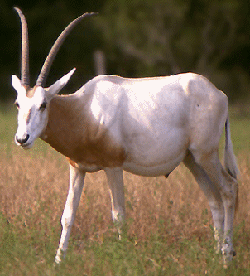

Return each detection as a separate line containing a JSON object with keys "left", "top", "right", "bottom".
{"left": 42, "top": 98, "right": 126, "bottom": 169}
{"left": 43, "top": 126, "right": 126, "bottom": 169}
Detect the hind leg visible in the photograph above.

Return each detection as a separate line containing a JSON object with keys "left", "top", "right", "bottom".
{"left": 220, "top": 168, "right": 238, "bottom": 265}
{"left": 184, "top": 151, "right": 224, "bottom": 253}
{"left": 105, "top": 167, "right": 125, "bottom": 239}
{"left": 190, "top": 149, "right": 238, "bottom": 265}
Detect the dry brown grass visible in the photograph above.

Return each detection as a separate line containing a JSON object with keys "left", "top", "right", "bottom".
{"left": 1, "top": 145, "right": 249, "bottom": 244}
{"left": 1, "top": 144, "right": 250, "bottom": 274}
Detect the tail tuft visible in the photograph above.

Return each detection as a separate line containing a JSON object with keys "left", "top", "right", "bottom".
{"left": 224, "top": 119, "right": 239, "bottom": 179}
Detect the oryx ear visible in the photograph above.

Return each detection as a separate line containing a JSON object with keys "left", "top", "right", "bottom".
{"left": 47, "top": 68, "right": 76, "bottom": 98}
{"left": 12, "top": 75, "right": 23, "bottom": 92}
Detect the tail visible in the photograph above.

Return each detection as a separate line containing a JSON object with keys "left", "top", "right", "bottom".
{"left": 224, "top": 118, "right": 239, "bottom": 179}
{"left": 224, "top": 118, "right": 239, "bottom": 212}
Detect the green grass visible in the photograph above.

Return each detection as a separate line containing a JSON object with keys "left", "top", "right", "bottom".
{"left": 229, "top": 114, "right": 250, "bottom": 153}
{"left": 1, "top": 217, "right": 249, "bottom": 275}
{"left": 0, "top": 105, "right": 250, "bottom": 275}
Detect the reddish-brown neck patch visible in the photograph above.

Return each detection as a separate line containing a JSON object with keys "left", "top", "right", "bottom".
{"left": 42, "top": 94, "right": 126, "bottom": 168}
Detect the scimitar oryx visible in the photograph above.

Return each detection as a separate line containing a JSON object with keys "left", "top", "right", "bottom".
{"left": 12, "top": 8, "right": 239, "bottom": 266}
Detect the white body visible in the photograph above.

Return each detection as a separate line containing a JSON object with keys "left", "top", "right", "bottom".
{"left": 13, "top": 72, "right": 238, "bottom": 266}
{"left": 52, "top": 73, "right": 222, "bottom": 176}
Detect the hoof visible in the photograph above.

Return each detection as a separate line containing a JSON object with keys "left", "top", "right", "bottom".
{"left": 222, "top": 252, "right": 234, "bottom": 268}
{"left": 55, "top": 255, "right": 61, "bottom": 265}
{"left": 55, "top": 248, "right": 65, "bottom": 264}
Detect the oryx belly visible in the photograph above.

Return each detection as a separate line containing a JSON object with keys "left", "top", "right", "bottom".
{"left": 123, "top": 123, "right": 189, "bottom": 177}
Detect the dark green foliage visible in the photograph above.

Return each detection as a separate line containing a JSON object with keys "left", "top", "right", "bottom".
{"left": 1, "top": 0, "right": 250, "bottom": 101}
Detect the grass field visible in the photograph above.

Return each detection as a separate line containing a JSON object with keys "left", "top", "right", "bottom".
{"left": 0, "top": 105, "right": 250, "bottom": 275}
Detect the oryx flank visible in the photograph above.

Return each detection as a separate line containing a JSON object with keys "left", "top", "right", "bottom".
{"left": 12, "top": 8, "right": 238, "bottom": 266}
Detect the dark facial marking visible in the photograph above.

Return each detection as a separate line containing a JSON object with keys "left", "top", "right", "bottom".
{"left": 40, "top": 102, "right": 47, "bottom": 111}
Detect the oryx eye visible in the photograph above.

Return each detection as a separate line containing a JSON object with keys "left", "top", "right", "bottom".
{"left": 40, "top": 102, "right": 47, "bottom": 110}
{"left": 14, "top": 101, "right": 20, "bottom": 109}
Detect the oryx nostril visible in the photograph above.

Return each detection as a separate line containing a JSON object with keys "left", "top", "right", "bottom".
{"left": 16, "top": 134, "right": 30, "bottom": 144}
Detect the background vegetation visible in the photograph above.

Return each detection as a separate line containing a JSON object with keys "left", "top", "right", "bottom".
{"left": 1, "top": 0, "right": 250, "bottom": 102}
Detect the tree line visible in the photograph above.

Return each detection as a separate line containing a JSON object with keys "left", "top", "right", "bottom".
{"left": 1, "top": 0, "right": 249, "bottom": 102}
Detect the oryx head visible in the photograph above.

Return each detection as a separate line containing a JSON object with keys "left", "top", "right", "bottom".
{"left": 12, "top": 7, "right": 96, "bottom": 148}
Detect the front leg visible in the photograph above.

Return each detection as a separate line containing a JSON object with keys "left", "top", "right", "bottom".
{"left": 105, "top": 167, "right": 125, "bottom": 237}
{"left": 55, "top": 163, "right": 85, "bottom": 264}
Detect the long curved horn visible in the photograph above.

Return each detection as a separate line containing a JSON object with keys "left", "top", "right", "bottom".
{"left": 36, "top": 12, "right": 97, "bottom": 87}
{"left": 14, "top": 7, "right": 30, "bottom": 87}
